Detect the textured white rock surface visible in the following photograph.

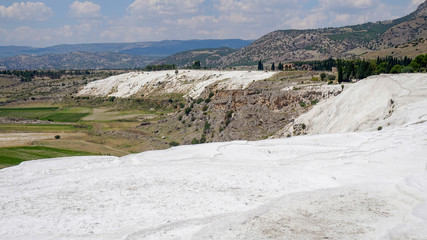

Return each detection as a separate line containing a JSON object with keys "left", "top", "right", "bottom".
{"left": 78, "top": 70, "right": 275, "bottom": 98}
{"left": 291, "top": 73, "right": 427, "bottom": 134}
{"left": 1, "top": 74, "right": 426, "bottom": 239}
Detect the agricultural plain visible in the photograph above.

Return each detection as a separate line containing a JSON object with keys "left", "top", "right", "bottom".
{"left": 0, "top": 69, "right": 331, "bottom": 168}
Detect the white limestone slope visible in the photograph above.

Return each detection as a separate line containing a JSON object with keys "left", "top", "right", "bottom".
{"left": 78, "top": 70, "right": 275, "bottom": 98}
{"left": 0, "top": 74, "right": 426, "bottom": 239}
{"left": 287, "top": 73, "right": 427, "bottom": 134}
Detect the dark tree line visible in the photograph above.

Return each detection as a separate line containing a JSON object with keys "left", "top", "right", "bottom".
{"left": 144, "top": 64, "right": 177, "bottom": 71}
{"left": 293, "top": 54, "right": 427, "bottom": 83}
{"left": 0, "top": 69, "right": 92, "bottom": 82}
{"left": 294, "top": 58, "right": 335, "bottom": 71}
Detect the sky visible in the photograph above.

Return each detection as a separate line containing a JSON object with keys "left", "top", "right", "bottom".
{"left": 0, "top": 0, "right": 424, "bottom": 47}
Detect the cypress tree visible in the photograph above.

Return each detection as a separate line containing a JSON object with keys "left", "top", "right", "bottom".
{"left": 258, "top": 60, "right": 263, "bottom": 71}
{"left": 338, "top": 59, "right": 343, "bottom": 83}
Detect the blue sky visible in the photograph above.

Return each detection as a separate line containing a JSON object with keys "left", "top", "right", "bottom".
{"left": 0, "top": 0, "right": 423, "bottom": 47}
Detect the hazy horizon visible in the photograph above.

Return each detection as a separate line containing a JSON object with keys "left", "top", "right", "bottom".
{"left": 0, "top": 0, "right": 424, "bottom": 47}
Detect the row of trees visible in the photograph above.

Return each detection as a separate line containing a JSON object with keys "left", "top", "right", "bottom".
{"left": 336, "top": 54, "right": 426, "bottom": 82}
{"left": 0, "top": 69, "right": 94, "bottom": 82}
{"left": 144, "top": 64, "right": 177, "bottom": 71}
{"left": 258, "top": 60, "right": 289, "bottom": 71}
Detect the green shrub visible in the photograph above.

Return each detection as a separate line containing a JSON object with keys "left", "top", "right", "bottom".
{"left": 54, "top": 135, "right": 60, "bottom": 139}
{"left": 302, "top": 123, "right": 306, "bottom": 130}
{"left": 204, "top": 121, "right": 211, "bottom": 132}
{"left": 169, "top": 141, "right": 179, "bottom": 147}
{"left": 299, "top": 101, "right": 306, "bottom": 107}
{"left": 400, "top": 66, "right": 414, "bottom": 73}
{"left": 320, "top": 73, "right": 327, "bottom": 81}
{"left": 378, "top": 126, "right": 382, "bottom": 131}
{"left": 390, "top": 65, "right": 402, "bottom": 74}
{"left": 184, "top": 107, "right": 191, "bottom": 115}
{"left": 202, "top": 105, "right": 208, "bottom": 111}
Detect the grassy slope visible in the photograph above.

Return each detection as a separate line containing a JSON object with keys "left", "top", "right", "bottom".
{"left": 361, "top": 40, "right": 427, "bottom": 59}
{"left": 0, "top": 104, "right": 170, "bottom": 166}
{"left": 0, "top": 146, "right": 96, "bottom": 168}
{"left": 0, "top": 107, "right": 59, "bottom": 119}
{"left": 0, "top": 107, "right": 91, "bottom": 122}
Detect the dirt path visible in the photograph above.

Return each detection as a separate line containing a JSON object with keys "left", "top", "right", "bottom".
{"left": 0, "top": 133, "right": 86, "bottom": 147}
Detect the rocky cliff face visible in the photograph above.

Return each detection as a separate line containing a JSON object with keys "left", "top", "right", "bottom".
{"left": 376, "top": 2, "right": 427, "bottom": 48}
{"left": 138, "top": 77, "right": 342, "bottom": 143}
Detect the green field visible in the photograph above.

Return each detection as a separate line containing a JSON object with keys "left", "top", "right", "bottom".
{"left": 0, "top": 107, "right": 91, "bottom": 122}
{"left": 40, "top": 113, "right": 90, "bottom": 122}
{"left": 0, "top": 146, "right": 97, "bottom": 168}
{"left": 0, "top": 107, "right": 59, "bottom": 119}
{"left": 0, "top": 124, "right": 84, "bottom": 132}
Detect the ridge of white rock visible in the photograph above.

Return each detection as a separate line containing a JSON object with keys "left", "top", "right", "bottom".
{"left": 78, "top": 70, "right": 275, "bottom": 98}
{"left": 278, "top": 73, "right": 427, "bottom": 136}
{"left": 1, "top": 74, "right": 426, "bottom": 239}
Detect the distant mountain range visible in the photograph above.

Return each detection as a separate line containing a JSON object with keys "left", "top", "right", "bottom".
{"left": 0, "top": 39, "right": 252, "bottom": 59}
{"left": 1, "top": 1, "right": 426, "bottom": 70}
{"left": 0, "top": 39, "right": 251, "bottom": 70}
{"left": 0, "top": 52, "right": 160, "bottom": 70}
{"left": 153, "top": 47, "right": 237, "bottom": 68}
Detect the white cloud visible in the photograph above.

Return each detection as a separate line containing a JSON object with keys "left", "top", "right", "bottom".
{"left": 412, "top": 0, "right": 424, "bottom": 6}
{"left": 69, "top": 1, "right": 101, "bottom": 18}
{"left": 285, "top": 12, "right": 328, "bottom": 29}
{"left": 286, "top": 0, "right": 405, "bottom": 29}
{"left": 128, "top": 0, "right": 204, "bottom": 15}
{"left": 214, "top": 0, "right": 300, "bottom": 13}
{"left": 319, "top": 0, "right": 374, "bottom": 9}
{"left": 0, "top": 2, "right": 53, "bottom": 21}
{"left": 0, "top": 21, "right": 105, "bottom": 47}
{"left": 101, "top": 25, "right": 154, "bottom": 42}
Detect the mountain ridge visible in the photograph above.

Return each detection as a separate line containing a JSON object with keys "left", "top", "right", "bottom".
{"left": 217, "top": 0, "right": 427, "bottom": 66}
{"left": 0, "top": 52, "right": 160, "bottom": 70}
{"left": 0, "top": 39, "right": 252, "bottom": 59}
